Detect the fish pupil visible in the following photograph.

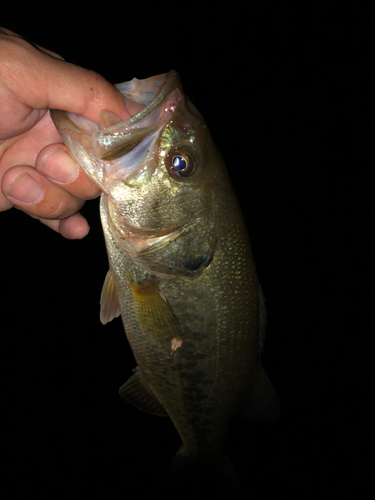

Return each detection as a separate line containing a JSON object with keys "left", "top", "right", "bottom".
{"left": 172, "top": 155, "right": 187, "bottom": 171}
{"left": 167, "top": 148, "right": 195, "bottom": 178}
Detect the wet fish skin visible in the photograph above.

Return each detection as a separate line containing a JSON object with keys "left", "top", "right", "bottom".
{"left": 51, "top": 70, "right": 279, "bottom": 464}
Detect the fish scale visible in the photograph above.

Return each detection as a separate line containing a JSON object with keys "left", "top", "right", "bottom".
{"left": 100, "top": 180, "right": 259, "bottom": 457}
{"left": 51, "top": 69, "right": 279, "bottom": 482}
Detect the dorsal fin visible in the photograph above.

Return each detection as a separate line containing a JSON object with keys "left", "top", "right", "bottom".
{"left": 258, "top": 284, "right": 267, "bottom": 352}
{"left": 100, "top": 270, "right": 121, "bottom": 325}
{"left": 239, "top": 363, "right": 280, "bottom": 424}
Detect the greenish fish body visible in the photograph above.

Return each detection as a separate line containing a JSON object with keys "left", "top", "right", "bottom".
{"left": 51, "top": 71, "right": 279, "bottom": 463}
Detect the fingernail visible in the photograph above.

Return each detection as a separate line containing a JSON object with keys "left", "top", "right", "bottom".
{"left": 7, "top": 173, "right": 43, "bottom": 204}
{"left": 41, "top": 149, "right": 78, "bottom": 183}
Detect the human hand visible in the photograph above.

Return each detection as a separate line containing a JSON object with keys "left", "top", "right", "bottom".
{"left": 0, "top": 27, "right": 131, "bottom": 239}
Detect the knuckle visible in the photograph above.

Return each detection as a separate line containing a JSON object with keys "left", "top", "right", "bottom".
{"left": 45, "top": 194, "right": 84, "bottom": 220}
{"left": 0, "top": 36, "right": 35, "bottom": 74}
{"left": 79, "top": 69, "right": 110, "bottom": 116}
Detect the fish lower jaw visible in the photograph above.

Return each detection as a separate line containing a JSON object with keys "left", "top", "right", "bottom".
{"left": 115, "top": 227, "right": 182, "bottom": 258}
{"left": 119, "top": 235, "right": 159, "bottom": 257}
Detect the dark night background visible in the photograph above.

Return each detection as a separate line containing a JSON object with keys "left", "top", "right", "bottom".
{"left": 1, "top": 1, "right": 374, "bottom": 498}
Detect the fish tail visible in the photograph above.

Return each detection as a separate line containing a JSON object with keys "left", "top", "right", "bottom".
{"left": 162, "top": 447, "right": 246, "bottom": 500}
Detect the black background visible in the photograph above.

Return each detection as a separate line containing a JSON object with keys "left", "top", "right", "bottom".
{"left": 1, "top": 1, "right": 374, "bottom": 498}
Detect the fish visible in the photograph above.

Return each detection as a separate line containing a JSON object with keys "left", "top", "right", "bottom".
{"left": 51, "top": 70, "right": 279, "bottom": 495}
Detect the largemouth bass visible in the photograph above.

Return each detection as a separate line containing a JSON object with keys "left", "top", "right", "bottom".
{"left": 51, "top": 70, "right": 279, "bottom": 493}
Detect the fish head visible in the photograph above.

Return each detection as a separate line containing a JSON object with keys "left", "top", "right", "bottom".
{"left": 51, "top": 71, "right": 222, "bottom": 277}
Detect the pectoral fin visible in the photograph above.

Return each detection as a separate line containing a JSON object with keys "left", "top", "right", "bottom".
{"left": 119, "top": 366, "right": 167, "bottom": 416}
{"left": 100, "top": 270, "right": 121, "bottom": 325}
{"left": 130, "top": 280, "right": 182, "bottom": 353}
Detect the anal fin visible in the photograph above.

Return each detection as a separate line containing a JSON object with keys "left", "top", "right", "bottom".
{"left": 119, "top": 366, "right": 167, "bottom": 417}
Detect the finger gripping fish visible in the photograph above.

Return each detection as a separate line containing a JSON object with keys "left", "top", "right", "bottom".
{"left": 51, "top": 70, "right": 279, "bottom": 491}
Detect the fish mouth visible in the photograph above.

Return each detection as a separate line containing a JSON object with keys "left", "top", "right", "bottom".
{"left": 91, "top": 70, "right": 183, "bottom": 162}
{"left": 50, "top": 71, "right": 184, "bottom": 190}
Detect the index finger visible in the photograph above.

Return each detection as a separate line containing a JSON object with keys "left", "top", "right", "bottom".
{"left": 0, "top": 28, "right": 130, "bottom": 123}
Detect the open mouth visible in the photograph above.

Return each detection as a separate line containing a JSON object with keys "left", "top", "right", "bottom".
{"left": 91, "top": 71, "right": 183, "bottom": 161}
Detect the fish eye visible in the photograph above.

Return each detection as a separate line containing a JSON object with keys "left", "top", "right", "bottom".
{"left": 168, "top": 149, "right": 196, "bottom": 178}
